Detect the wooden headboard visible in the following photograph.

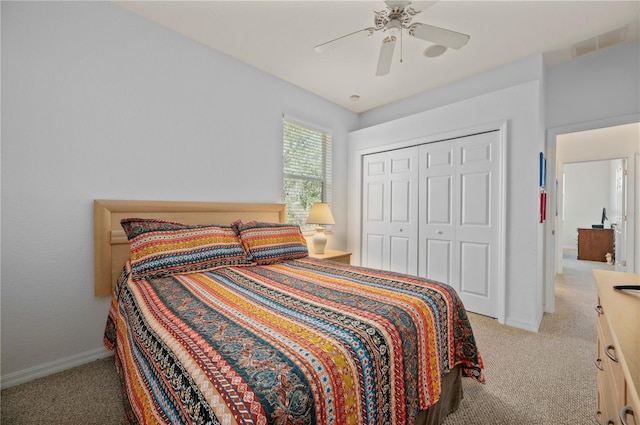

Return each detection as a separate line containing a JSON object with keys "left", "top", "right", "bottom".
{"left": 94, "top": 199, "right": 287, "bottom": 296}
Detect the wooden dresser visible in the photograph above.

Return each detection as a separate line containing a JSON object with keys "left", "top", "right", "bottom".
{"left": 593, "top": 269, "right": 639, "bottom": 425}
{"left": 578, "top": 228, "right": 614, "bottom": 262}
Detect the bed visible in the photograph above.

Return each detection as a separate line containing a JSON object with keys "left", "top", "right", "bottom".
{"left": 96, "top": 200, "right": 484, "bottom": 425}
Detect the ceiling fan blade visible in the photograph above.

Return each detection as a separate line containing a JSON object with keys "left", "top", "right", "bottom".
{"left": 408, "top": 22, "right": 470, "bottom": 49}
{"left": 315, "top": 27, "right": 377, "bottom": 53}
{"left": 376, "top": 36, "right": 397, "bottom": 76}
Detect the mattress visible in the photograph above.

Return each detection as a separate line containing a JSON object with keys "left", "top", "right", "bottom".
{"left": 104, "top": 257, "right": 483, "bottom": 425}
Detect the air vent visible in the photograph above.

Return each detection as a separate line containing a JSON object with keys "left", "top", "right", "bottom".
{"left": 571, "top": 26, "right": 627, "bottom": 58}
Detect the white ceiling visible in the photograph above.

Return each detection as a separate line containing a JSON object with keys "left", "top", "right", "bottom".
{"left": 116, "top": 1, "right": 640, "bottom": 113}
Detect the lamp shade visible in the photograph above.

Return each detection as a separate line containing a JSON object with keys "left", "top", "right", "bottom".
{"left": 306, "top": 203, "right": 335, "bottom": 225}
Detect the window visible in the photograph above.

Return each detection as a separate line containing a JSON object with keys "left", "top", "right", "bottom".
{"left": 283, "top": 118, "right": 332, "bottom": 232}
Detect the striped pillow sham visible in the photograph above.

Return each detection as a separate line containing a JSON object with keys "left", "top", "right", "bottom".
{"left": 233, "top": 220, "right": 309, "bottom": 265}
{"left": 121, "top": 218, "right": 253, "bottom": 280}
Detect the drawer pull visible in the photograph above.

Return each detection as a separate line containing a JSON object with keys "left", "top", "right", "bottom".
{"left": 596, "top": 410, "right": 603, "bottom": 425}
{"left": 605, "top": 344, "right": 618, "bottom": 363}
{"left": 596, "top": 411, "right": 617, "bottom": 425}
{"left": 595, "top": 305, "right": 604, "bottom": 315}
{"left": 620, "top": 405, "right": 634, "bottom": 425}
{"left": 594, "top": 358, "right": 604, "bottom": 371}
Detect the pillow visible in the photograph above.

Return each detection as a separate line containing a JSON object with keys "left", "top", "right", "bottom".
{"left": 233, "top": 220, "right": 308, "bottom": 265}
{"left": 121, "top": 218, "right": 253, "bottom": 280}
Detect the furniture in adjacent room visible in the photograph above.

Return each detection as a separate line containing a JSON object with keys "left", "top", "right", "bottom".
{"left": 577, "top": 228, "right": 614, "bottom": 262}
{"left": 308, "top": 249, "right": 351, "bottom": 264}
{"left": 593, "top": 269, "right": 639, "bottom": 425}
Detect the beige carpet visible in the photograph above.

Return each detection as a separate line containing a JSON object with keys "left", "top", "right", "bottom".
{"left": 1, "top": 251, "right": 608, "bottom": 424}
{"left": 0, "top": 356, "right": 125, "bottom": 424}
{"left": 443, "top": 249, "right": 610, "bottom": 424}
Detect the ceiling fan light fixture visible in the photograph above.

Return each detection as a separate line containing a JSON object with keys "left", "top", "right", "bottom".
{"left": 424, "top": 44, "right": 448, "bottom": 58}
{"left": 385, "top": 18, "right": 402, "bottom": 36}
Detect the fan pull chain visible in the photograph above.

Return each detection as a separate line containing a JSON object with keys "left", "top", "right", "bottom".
{"left": 400, "top": 29, "right": 404, "bottom": 63}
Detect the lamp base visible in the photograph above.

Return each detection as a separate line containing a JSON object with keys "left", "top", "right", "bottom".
{"left": 312, "top": 226, "right": 328, "bottom": 254}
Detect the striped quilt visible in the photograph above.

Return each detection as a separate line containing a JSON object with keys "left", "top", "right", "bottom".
{"left": 104, "top": 258, "right": 483, "bottom": 425}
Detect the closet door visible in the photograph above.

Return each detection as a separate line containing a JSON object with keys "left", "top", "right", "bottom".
{"left": 456, "top": 131, "right": 500, "bottom": 317}
{"left": 361, "top": 147, "right": 419, "bottom": 274}
{"left": 419, "top": 131, "right": 501, "bottom": 318}
{"left": 418, "top": 139, "right": 457, "bottom": 285}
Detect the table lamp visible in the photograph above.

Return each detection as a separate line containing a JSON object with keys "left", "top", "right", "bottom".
{"left": 306, "top": 202, "right": 335, "bottom": 254}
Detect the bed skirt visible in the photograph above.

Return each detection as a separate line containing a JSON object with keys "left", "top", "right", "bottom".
{"left": 416, "top": 365, "right": 463, "bottom": 425}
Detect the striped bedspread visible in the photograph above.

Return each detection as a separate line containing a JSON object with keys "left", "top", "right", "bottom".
{"left": 104, "top": 257, "right": 483, "bottom": 425}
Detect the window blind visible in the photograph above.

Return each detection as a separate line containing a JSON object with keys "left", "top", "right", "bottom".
{"left": 283, "top": 118, "right": 332, "bottom": 231}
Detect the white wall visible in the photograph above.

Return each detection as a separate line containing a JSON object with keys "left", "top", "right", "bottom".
{"left": 0, "top": 1, "right": 358, "bottom": 385}
{"left": 562, "top": 160, "right": 615, "bottom": 249}
{"left": 546, "top": 41, "right": 640, "bottom": 130}
{"left": 348, "top": 66, "right": 546, "bottom": 332}
{"left": 360, "top": 55, "right": 546, "bottom": 129}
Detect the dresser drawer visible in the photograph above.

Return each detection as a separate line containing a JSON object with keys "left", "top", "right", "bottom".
{"left": 593, "top": 271, "right": 640, "bottom": 425}
{"left": 598, "top": 309, "right": 626, "bottom": 400}
{"left": 597, "top": 370, "right": 619, "bottom": 425}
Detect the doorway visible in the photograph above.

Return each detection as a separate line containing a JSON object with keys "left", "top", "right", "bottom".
{"left": 545, "top": 119, "right": 639, "bottom": 313}
{"left": 561, "top": 158, "right": 625, "bottom": 267}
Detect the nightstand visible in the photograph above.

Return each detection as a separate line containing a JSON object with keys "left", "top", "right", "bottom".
{"left": 309, "top": 249, "right": 351, "bottom": 265}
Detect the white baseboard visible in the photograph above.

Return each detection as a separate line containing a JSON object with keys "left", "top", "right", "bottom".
{"left": 1, "top": 347, "right": 114, "bottom": 390}
{"left": 505, "top": 316, "right": 542, "bottom": 333}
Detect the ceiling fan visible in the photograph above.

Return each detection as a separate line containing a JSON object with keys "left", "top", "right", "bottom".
{"left": 314, "top": 1, "right": 470, "bottom": 76}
